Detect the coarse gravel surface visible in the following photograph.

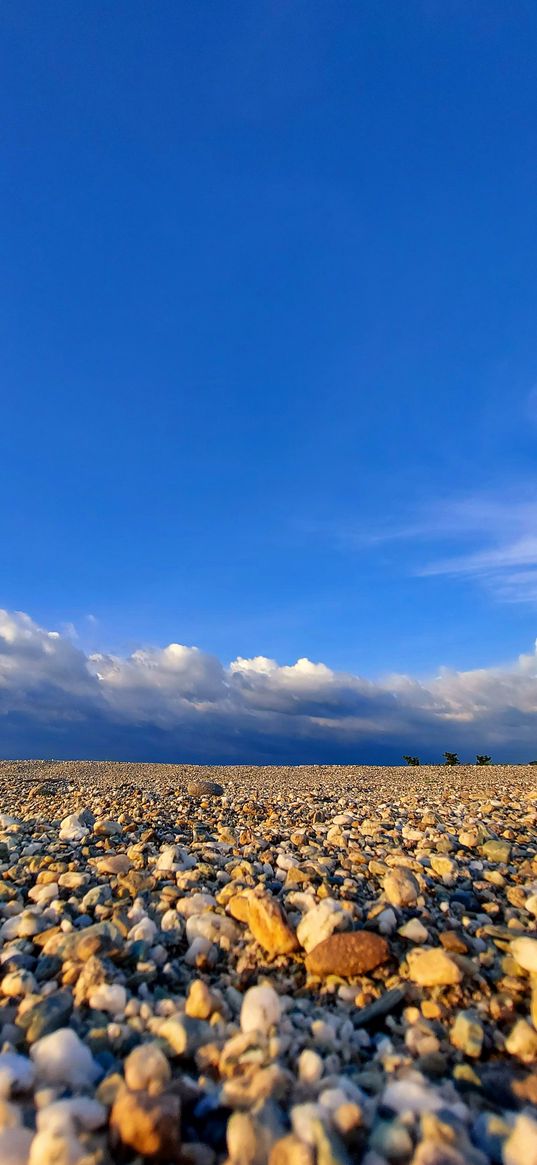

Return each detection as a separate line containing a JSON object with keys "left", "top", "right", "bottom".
{"left": 0, "top": 761, "right": 536, "bottom": 1165}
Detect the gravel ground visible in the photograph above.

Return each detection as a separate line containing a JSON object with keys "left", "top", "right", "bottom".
{"left": 1, "top": 761, "right": 537, "bottom": 1164}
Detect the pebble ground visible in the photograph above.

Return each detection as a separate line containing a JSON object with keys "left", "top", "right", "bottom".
{"left": 0, "top": 761, "right": 537, "bottom": 1165}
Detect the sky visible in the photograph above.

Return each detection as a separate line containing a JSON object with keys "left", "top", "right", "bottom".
{"left": 2, "top": 1, "right": 537, "bottom": 762}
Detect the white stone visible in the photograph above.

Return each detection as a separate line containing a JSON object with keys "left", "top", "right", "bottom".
{"left": 184, "top": 937, "right": 216, "bottom": 966}
{"left": 127, "top": 917, "right": 158, "bottom": 943}
{"left": 27, "top": 884, "right": 59, "bottom": 906}
{"left": 30, "top": 1029, "right": 100, "bottom": 1089}
{"left": 176, "top": 893, "right": 216, "bottom": 918}
{"left": 186, "top": 912, "right": 239, "bottom": 945}
{"left": 526, "top": 894, "right": 537, "bottom": 917}
{"left": 398, "top": 919, "right": 429, "bottom": 943}
{"left": 36, "top": 1097, "right": 106, "bottom": 1135}
{"left": 0, "top": 1127, "right": 34, "bottom": 1165}
{"left": 0, "top": 1054, "right": 35, "bottom": 1099}
{"left": 511, "top": 937, "right": 537, "bottom": 973}
{"left": 87, "top": 983, "right": 127, "bottom": 1015}
{"left": 58, "top": 815, "right": 89, "bottom": 843}
{"left": 240, "top": 985, "right": 282, "bottom": 1035}
{"left": 155, "top": 845, "right": 177, "bottom": 871}
{"left": 377, "top": 908, "right": 398, "bottom": 935}
{"left": 298, "top": 1049, "right": 323, "bottom": 1085}
{"left": 296, "top": 900, "right": 349, "bottom": 953}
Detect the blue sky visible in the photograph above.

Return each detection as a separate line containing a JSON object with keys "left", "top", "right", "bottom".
{"left": 2, "top": 2, "right": 537, "bottom": 761}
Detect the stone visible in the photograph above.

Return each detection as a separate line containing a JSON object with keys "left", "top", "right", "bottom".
{"left": 505, "top": 1018, "right": 537, "bottom": 1062}
{"left": 429, "top": 855, "right": 458, "bottom": 884}
{"left": 247, "top": 892, "right": 299, "bottom": 955}
{"left": 450, "top": 1011, "right": 484, "bottom": 1058}
{"left": 58, "top": 813, "right": 89, "bottom": 843}
{"left": 510, "top": 936, "right": 537, "bottom": 973}
{"left": 269, "top": 1134, "right": 315, "bottom": 1165}
{"left": 398, "top": 919, "right": 429, "bottom": 943}
{"left": 383, "top": 868, "right": 419, "bottom": 907}
{"left": 124, "top": 1043, "right": 172, "bottom": 1094}
{"left": 30, "top": 1028, "right": 100, "bottom": 1088}
{"left": 482, "top": 840, "right": 511, "bottom": 863}
{"left": 406, "top": 948, "right": 462, "bottom": 987}
{"left": 187, "top": 781, "right": 223, "bottom": 797}
{"left": 110, "top": 1085, "right": 181, "bottom": 1160}
{"left": 0, "top": 1128, "right": 34, "bottom": 1165}
{"left": 297, "top": 900, "right": 350, "bottom": 953}
{"left": 0, "top": 1053, "right": 35, "bottom": 1098}
{"left": 240, "top": 985, "right": 282, "bottom": 1035}
{"left": 305, "top": 931, "right": 389, "bottom": 978}
{"left": 94, "top": 853, "right": 131, "bottom": 875}
{"left": 160, "top": 1016, "right": 213, "bottom": 1056}
{"left": 88, "top": 982, "right": 127, "bottom": 1014}
{"left": 298, "top": 1049, "right": 324, "bottom": 1085}
{"left": 503, "top": 1112, "right": 537, "bottom": 1165}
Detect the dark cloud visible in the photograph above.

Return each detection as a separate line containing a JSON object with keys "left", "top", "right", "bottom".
{"left": 1, "top": 610, "right": 537, "bottom": 763}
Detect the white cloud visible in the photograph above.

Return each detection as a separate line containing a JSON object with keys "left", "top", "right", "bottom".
{"left": 1, "top": 608, "right": 537, "bottom": 762}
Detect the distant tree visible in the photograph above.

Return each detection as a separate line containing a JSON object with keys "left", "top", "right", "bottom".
{"left": 476, "top": 754, "right": 492, "bottom": 765}
{"left": 403, "top": 755, "right": 420, "bottom": 766}
{"left": 443, "top": 752, "right": 459, "bottom": 766}
{"left": 530, "top": 760, "right": 537, "bottom": 765}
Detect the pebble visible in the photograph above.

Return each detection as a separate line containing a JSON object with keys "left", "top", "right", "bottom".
{"left": 30, "top": 1028, "right": 100, "bottom": 1087}
{"left": 406, "top": 948, "right": 463, "bottom": 986}
{"left": 110, "top": 1085, "right": 182, "bottom": 1160}
{"left": 450, "top": 1011, "right": 484, "bottom": 1058}
{"left": 240, "top": 985, "right": 282, "bottom": 1035}
{"left": 306, "top": 931, "right": 389, "bottom": 977}
{"left": 383, "top": 868, "right": 419, "bottom": 907}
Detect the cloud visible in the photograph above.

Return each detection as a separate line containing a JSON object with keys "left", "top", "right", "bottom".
{"left": 335, "top": 490, "right": 537, "bottom": 606}
{"left": 1, "top": 608, "right": 537, "bottom": 763}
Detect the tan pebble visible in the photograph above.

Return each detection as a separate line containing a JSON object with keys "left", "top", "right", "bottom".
{"left": 110, "top": 1086, "right": 181, "bottom": 1160}
{"left": 227, "top": 895, "right": 252, "bottom": 923}
{"left": 95, "top": 854, "right": 131, "bottom": 875}
{"left": 185, "top": 980, "right": 216, "bottom": 1020}
{"left": 246, "top": 892, "right": 299, "bottom": 956}
{"left": 406, "top": 948, "right": 462, "bottom": 987}
{"left": 269, "top": 1133, "right": 315, "bottom": 1165}
{"left": 123, "top": 1043, "right": 171, "bottom": 1094}
{"left": 305, "top": 931, "right": 389, "bottom": 978}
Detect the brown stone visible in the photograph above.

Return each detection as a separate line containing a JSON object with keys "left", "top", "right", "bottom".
{"left": 440, "top": 931, "right": 468, "bottom": 955}
{"left": 110, "top": 1086, "right": 181, "bottom": 1161}
{"left": 246, "top": 892, "right": 299, "bottom": 956}
{"left": 305, "top": 930, "right": 389, "bottom": 978}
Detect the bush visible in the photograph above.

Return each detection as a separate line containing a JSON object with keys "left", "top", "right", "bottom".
{"left": 403, "top": 756, "right": 420, "bottom": 766}
{"left": 476, "top": 755, "right": 492, "bottom": 765}
{"left": 443, "top": 752, "right": 459, "bottom": 766}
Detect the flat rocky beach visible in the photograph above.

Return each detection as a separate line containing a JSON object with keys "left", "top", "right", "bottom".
{"left": 1, "top": 761, "right": 537, "bottom": 1165}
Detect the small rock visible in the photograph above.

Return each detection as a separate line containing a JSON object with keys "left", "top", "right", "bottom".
{"left": 305, "top": 931, "right": 389, "bottom": 978}
{"left": 124, "top": 1043, "right": 172, "bottom": 1094}
{"left": 510, "top": 936, "right": 537, "bottom": 973}
{"left": 30, "top": 1028, "right": 100, "bottom": 1088}
{"left": 110, "top": 1085, "right": 181, "bottom": 1160}
{"left": 406, "top": 948, "right": 462, "bottom": 987}
{"left": 240, "top": 985, "right": 282, "bottom": 1035}
{"left": 247, "top": 892, "right": 299, "bottom": 955}
{"left": 505, "top": 1018, "right": 537, "bottom": 1062}
{"left": 383, "top": 868, "right": 419, "bottom": 907}
{"left": 482, "top": 840, "right": 511, "bottom": 863}
{"left": 450, "top": 1011, "right": 484, "bottom": 1058}
{"left": 503, "top": 1112, "right": 537, "bottom": 1165}
{"left": 187, "top": 781, "right": 223, "bottom": 797}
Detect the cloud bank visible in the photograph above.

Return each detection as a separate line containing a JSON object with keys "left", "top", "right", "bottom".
{"left": 1, "top": 609, "right": 537, "bottom": 763}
